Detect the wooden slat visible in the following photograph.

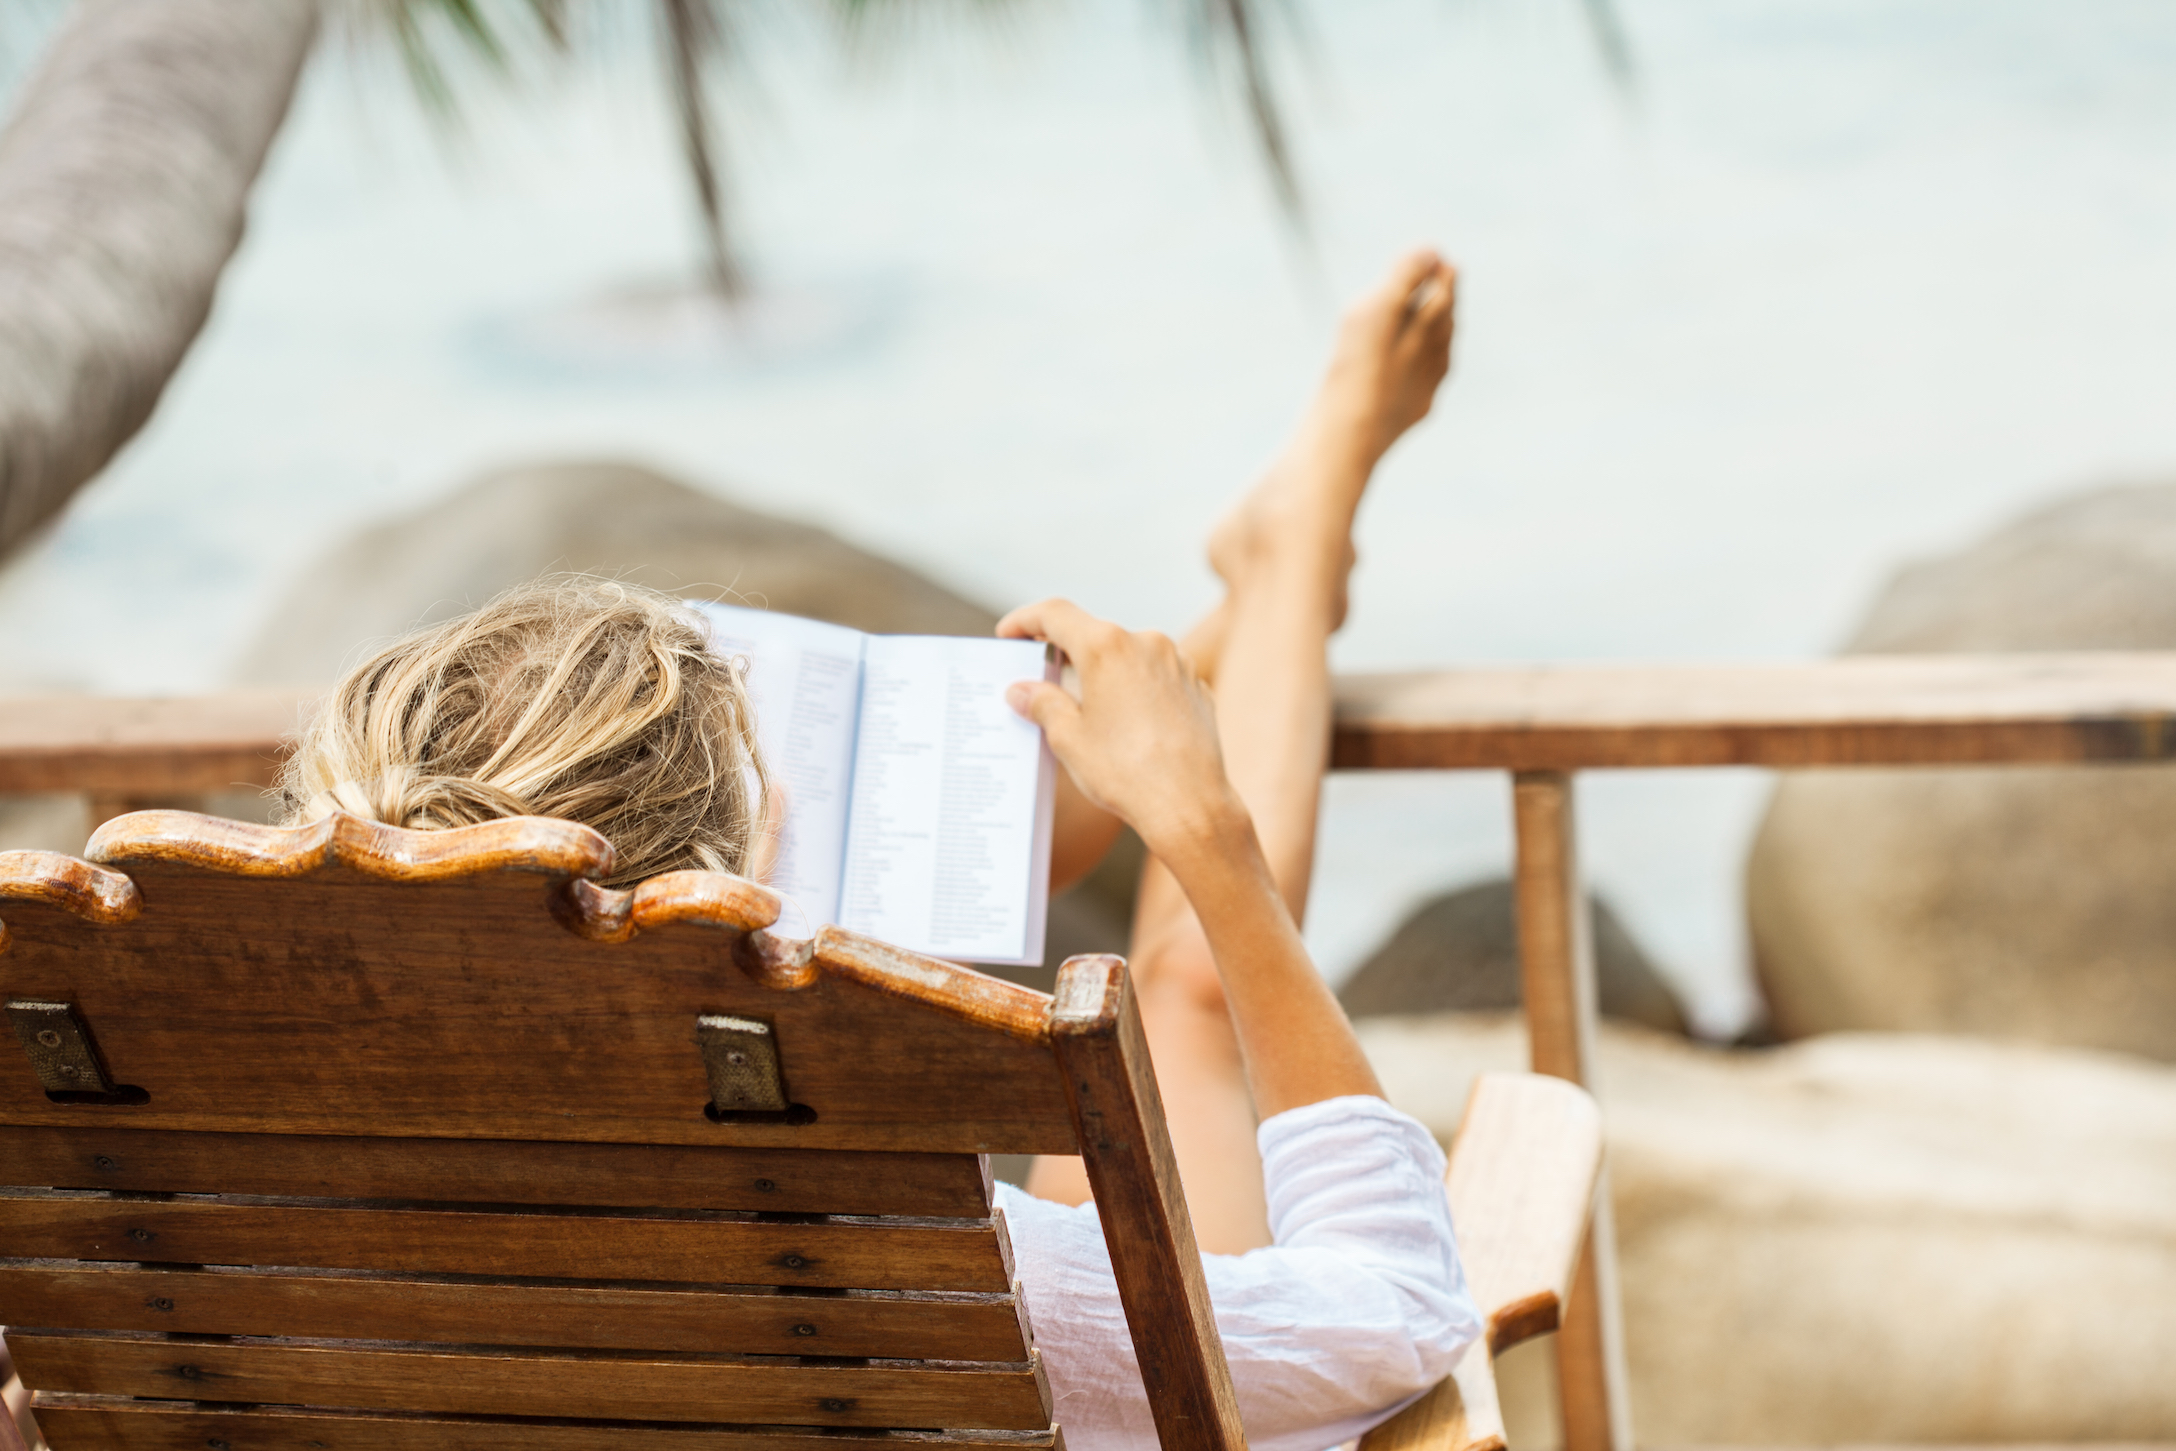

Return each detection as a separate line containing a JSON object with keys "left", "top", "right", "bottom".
{"left": 0, "top": 1125, "right": 991, "bottom": 1217}
{"left": 8, "top": 1334, "right": 1052, "bottom": 1431}
{"left": 0, "top": 1194, "right": 1011, "bottom": 1292}
{"left": 29, "top": 1396, "right": 1062, "bottom": 1451}
{"left": 0, "top": 1262, "right": 1029, "bottom": 1362}
{"left": 0, "top": 859, "right": 1078, "bottom": 1155}
{"left": 1333, "top": 653, "right": 2176, "bottom": 770}
{"left": 0, "top": 692, "right": 311, "bottom": 795}
{"left": 1048, "top": 957, "right": 1243, "bottom": 1451}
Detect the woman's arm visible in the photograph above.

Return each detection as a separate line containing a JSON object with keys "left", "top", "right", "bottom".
{"left": 999, "top": 599, "right": 1380, "bottom": 1119}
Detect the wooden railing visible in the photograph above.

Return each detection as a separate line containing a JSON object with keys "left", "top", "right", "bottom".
{"left": 9, "top": 652, "right": 2176, "bottom": 1451}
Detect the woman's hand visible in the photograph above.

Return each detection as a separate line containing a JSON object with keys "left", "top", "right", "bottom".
{"left": 1003, "top": 598, "right": 1382, "bottom": 1119}
{"left": 997, "top": 598, "right": 1249, "bottom": 862}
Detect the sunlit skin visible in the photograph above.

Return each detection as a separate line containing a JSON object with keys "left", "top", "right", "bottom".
{"left": 1001, "top": 248, "right": 1459, "bottom": 1252}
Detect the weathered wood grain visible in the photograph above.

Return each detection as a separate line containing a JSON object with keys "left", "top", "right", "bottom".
{"left": 557, "top": 872, "right": 785, "bottom": 944}
{"left": 1049, "top": 956, "right": 1243, "bottom": 1451}
{"left": 26, "top": 1396, "right": 1063, "bottom": 1451}
{"left": 0, "top": 860, "right": 1077, "bottom": 1153}
{"left": 1333, "top": 653, "right": 2176, "bottom": 770}
{"left": 85, "top": 810, "right": 626, "bottom": 888}
{"left": 8, "top": 1334, "right": 1051, "bottom": 1430}
{"left": 812, "top": 928, "right": 1054, "bottom": 1046}
{"left": 0, "top": 1193, "right": 1011, "bottom": 1292}
{"left": 0, "top": 1262, "right": 1028, "bottom": 1361}
{"left": 0, "top": 854, "right": 139, "bottom": 925}
{"left": 0, "top": 1125, "right": 990, "bottom": 1216}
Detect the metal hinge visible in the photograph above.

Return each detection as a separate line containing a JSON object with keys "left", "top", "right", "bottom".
{"left": 696, "top": 1013, "right": 788, "bottom": 1113}
{"left": 7, "top": 1000, "right": 114, "bottom": 1095}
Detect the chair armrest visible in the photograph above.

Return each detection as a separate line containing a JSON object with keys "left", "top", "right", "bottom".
{"left": 1358, "top": 1349, "right": 1505, "bottom": 1451}
{"left": 1360, "top": 1072, "right": 1604, "bottom": 1451}
{"left": 1448, "top": 1071, "right": 1604, "bottom": 1353}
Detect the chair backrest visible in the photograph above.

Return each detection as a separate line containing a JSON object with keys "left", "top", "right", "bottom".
{"left": 0, "top": 811, "right": 1244, "bottom": 1451}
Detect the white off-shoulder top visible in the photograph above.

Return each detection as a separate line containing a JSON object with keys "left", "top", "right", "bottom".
{"left": 994, "top": 1095, "right": 1482, "bottom": 1451}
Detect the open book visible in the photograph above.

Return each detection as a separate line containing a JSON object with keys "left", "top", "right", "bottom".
{"left": 691, "top": 601, "right": 1059, "bottom": 966}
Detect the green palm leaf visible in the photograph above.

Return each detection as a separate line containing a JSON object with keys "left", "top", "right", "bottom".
{"left": 368, "top": 0, "right": 1631, "bottom": 294}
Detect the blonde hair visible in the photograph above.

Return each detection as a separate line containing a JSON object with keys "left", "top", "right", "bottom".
{"left": 277, "top": 576, "right": 769, "bottom": 887}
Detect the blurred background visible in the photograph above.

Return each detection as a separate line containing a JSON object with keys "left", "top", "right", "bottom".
{"left": 6, "top": 0, "right": 2170, "bottom": 1036}
{"left": 4, "top": 2, "right": 2176, "bottom": 1441}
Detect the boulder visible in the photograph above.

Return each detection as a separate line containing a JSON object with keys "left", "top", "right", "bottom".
{"left": 1747, "top": 482, "right": 2176, "bottom": 1057}
{"left": 1338, "top": 878, "right": 1686, "bottom": 1035}
{"left": 1357, "top": 1012, "right": 2176, "bottom": 1444}
{"left": 233, "top": 459, "right": 999, "bottom": 686}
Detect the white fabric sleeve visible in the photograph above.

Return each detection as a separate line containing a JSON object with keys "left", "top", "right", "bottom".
{"left": 996, "top": 1095, "right": 1482, "bottom": 1451}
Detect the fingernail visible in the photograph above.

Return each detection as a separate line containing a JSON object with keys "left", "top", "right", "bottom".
{"left": 1005, "top": 682, "right": 1032, "bottom": 712}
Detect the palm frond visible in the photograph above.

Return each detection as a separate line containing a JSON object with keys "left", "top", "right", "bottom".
{"left": 658, "top": 0, "right": 741, "bottom": 298}
{"left": 372, "top": 0, "right": 565, "bottom": 115}
{"left": 1190, "top": 0, "right": 1307, "bottom": 230}
{"left": 366, "top": 0, "right": 1317, "bottom": 294}
{"left": 1578, "top": 0, "right": 1636, "bottom": 90}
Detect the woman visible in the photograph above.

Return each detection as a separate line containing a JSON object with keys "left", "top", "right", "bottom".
{"left": 281, "top": 249, "right": 1476, "bottom": 1451}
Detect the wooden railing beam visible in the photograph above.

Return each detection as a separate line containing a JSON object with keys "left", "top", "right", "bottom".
{"left": 1333, "top": 653, "right": 2176, "bottom": 771}
{"left": 0, "top": 689, "right": 309, "bottom": 796}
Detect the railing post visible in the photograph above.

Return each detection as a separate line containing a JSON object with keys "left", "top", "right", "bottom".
{"left": 1511, "top": 770, "right": 1633, "bottom": 1451}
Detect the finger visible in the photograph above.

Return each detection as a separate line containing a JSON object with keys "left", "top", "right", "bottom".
{"left": 1005, "top": 679, "right": 1082, "bottom": 744}
{"left": 1416, "top": 264, "right": 1458, "bottom": 339}
{"left": 998, "top": 596, "right": 1095, "bottom": 644}
{"left": 1384, "top": 246, "right": 1443, "bottom": 308}
{"left": 997, "top": 597, "right": 1122, "bottom": 662}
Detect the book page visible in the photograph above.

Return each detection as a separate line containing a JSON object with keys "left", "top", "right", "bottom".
{"left": 689, "top": 601, "right": 865, "bottom": 938}
{"left": 839, "top": 635, "right": 1057, "bottom": 965}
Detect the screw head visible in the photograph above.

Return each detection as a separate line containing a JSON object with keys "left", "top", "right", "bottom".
{"left": 207, "top": 1438, "right": 231, "bottom": 1450}
{"left": 128, "top": 1227, "right": 155, "bottom": 1244}
{"left": 93, "top": 1155, "right": 117, "bottom": 1171}
{"left": 148, "top": 1296, "right": 175, "bottom": 1312}
{"left": 783, "top": 1254, "right": 806, "bottom": 1269}
{"left": 820, "top": 1398, "right": 850, "bottom": 1414}
{"left": 793, "top": 1323, "right": 817, "bottom": 1337}
{"left": 34, "top": 1029, "right": 61, "bottom": 1048}
{"left": 753, "top": 1178, "right": 776, "bottom": 1192}
{"left": 726, "top": 1050, "right": 748, "bottom": 1065}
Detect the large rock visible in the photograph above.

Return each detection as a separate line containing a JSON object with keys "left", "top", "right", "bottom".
{"left": 1748, "top": 483, "right": 2176, "bottom": 1056}
{"left": 1338, "top": 878, "right": 1686, "bottom": 1035}
{"left": 233, "top": 459, "right": 999, "bottom": 685}
{"left": 1357, "top": 1012, "right": 2176, "bottom": 1444}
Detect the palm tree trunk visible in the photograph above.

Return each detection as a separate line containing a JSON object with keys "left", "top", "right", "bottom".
{"left": 0, "top": 0, "right": 318, "bottom": 561}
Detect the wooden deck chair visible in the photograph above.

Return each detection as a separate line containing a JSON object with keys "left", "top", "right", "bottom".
{"left": 0, "top": 811, "right": 1600, "bottom": 1451}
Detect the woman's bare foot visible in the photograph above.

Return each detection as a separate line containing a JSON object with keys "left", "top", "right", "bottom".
{"left": 1208, "top": 248, "right": 1457, "bottom": 625}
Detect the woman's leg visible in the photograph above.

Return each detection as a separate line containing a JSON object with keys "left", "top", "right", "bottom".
{"left": 1028, "top": 250, "right": 1457, "bottom": 1251}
